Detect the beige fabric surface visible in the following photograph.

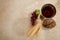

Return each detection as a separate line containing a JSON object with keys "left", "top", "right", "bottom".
{"left": 0, "top": 0, "right": 60, "bottom": 40}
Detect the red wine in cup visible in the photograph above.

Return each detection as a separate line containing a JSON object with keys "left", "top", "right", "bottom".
{"left": 41, "top": 4, "right": 56, "bottom": 18}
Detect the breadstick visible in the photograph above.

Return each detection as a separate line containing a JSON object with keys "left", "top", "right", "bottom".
{"left": 28, "top": 22, "right": 41, "bottom": 37}
{"left": 35, "top": 26, "right": 40, "bottom": 36}
{"left": 35, "top": 23, "right": 42, "bottom": 36}
{"left": 29, "top": 22, "right": 40, "bottom": 37}
{"left": 27, "top": 23, "right": 38, "bottom": 37}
